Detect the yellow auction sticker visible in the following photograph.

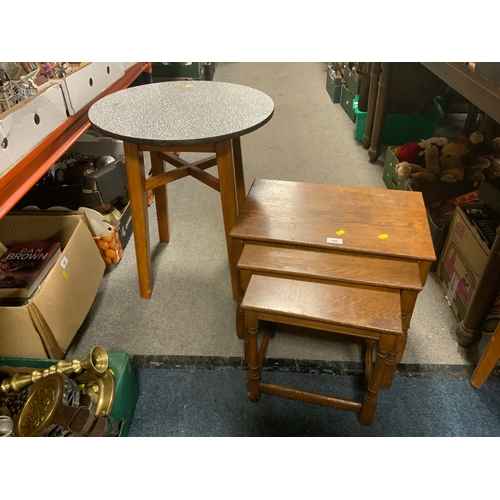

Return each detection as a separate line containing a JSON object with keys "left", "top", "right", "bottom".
{"left": 378, "top": 234, "right": 388, "bottom": 240}
{"left": 185, "top": 84, "right": 194, "bottom": 88}
{"left": 336, "top": 230, "right": 345, "bottom": 235}
{"left": 62, "top": 271, "right": 68, "bottom": 279}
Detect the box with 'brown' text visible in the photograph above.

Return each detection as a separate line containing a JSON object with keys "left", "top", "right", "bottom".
{"left": 0, "top": 212, "right": 105, "bottom": 359}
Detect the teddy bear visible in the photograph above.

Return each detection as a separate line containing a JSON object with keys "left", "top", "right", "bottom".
{"left": 395, "top": 161, "right": 437, "bottom": 180}
{"left": 424, "top": 144, "right": 441, "bottom": 177}
{"left": 438, "top": 152, "right": 465, "bottom": 181}
{"left": 418, "top": 136, "right": 449, "bottom": 149}
{"left": 482, "top": 157, "right": 500, "bottom": 178}
{"left": 395, "top": 161, "right": 424, "bottom": 178}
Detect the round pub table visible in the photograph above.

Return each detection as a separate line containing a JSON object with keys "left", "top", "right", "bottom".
{"left": 89, "top": 80, "right": 274, "bottom": 299}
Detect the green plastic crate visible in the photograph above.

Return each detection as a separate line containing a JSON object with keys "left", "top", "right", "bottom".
{"left": 326, "top": 71, "right": 342, "bottom": 104}
{"left": 0, "top": 351, "right": 138, "bottom": 437}
{"left": 152, "top": 62, "right": 204, "bottom": 80}
{"left": 340, "top": 85, "right": 356, "bottom": 123}
{"left": 383, "top": 146, "right": 409, "bottom": 191}
{"left": 344, "top": 66, "right": 360, "bottom": 95}
{"left": 354, "top": 97, "right": 444, "bottom": 145}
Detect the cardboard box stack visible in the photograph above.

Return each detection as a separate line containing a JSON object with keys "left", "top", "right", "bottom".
{"left": 436, "top": 178, "right": 500, "bottom": 324}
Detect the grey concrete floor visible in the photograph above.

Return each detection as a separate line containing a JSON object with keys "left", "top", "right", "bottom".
{"left": 66, "top": 62, "right": 491, "bottom": 369}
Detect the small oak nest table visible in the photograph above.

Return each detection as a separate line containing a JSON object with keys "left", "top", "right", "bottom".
{"left": 89, "top": 81, "right": 274, "bottom": 298}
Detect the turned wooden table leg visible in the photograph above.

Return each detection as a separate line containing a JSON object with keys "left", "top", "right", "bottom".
{"left": 123, "top": 142, "right": 153, "bottom": 299}
{"left": 360, "top": 333, "right": 398, "bottom": 426}
{"left": 362, "top": 62, "right": 381, "bottom": 149}
{"left": 245, "top": 311, "right": 261, "bottom": 402}
{"left": 368, "top": 62, "right": 393, "bottom": 163}
{"left": 456, "top": 228, "right": 500, "bottom": 348}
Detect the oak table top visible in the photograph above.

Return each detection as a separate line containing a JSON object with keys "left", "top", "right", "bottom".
{"left": 230, "top": 178, "right": 436, "bottom": 262}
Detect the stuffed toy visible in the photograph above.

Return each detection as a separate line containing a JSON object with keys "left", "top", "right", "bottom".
{"left": 396, "top": 142, "right": 421, "bottom": 163}
{"left": 492, "top": 137, "right": 500, "bottom": 155}
{"left": 482, "top": 158, "right": 500, "bottom": 178}
{"left": 441, "top": 141, "right": 470, "bottom": 158}
{"left": 418, "top": 137, "right": 448, "bottom": 148}
{"left": 395, "top": 161, "right": 424, "bottom": 178}
{"left": 439, "top": 153, "right": 464, "bottom": 181}
{"left": 424, "top": 145, "right": 441, "bottom": 177}
{"left": 410, "top": 169, "right": 437, "bottom": 180}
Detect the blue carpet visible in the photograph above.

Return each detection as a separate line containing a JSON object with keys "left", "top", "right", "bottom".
{"left": 128, "top": 368, "right": 500, "bottom": 437}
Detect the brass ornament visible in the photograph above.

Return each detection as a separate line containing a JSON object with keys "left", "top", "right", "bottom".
{"left": 75, "top": 369, "right": 115, "bottom": 416}
{"left": 0, "top": 346, "right": 109, "bottom": 395}
{"left": 16, "top": 373, "right": 107, "bottom": 437}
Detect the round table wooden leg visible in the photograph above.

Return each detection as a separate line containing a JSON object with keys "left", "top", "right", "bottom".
{"left": 364, "top": 340, "right": 376, "bottom": 386}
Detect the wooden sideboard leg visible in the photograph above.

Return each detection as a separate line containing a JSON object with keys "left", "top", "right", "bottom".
{"left": 368, "top": 62, "right": 393, "bottom": 163}
{"left": 245, "top": 311, "right": 261, "bottom": 402}
{"left": 150, "top": 151, "right": 169, "bottom": 243}
{"left": 123, "top": 141, "right": 153, "bottom": 299}
{"left": 362, "top": 63, "right": 382, "bottom": 149}
{"left": 456, "top": 228, "right": 500, "bottom": 348}
{"left": 470, "top": 321, "right": 500, "bottom": 388}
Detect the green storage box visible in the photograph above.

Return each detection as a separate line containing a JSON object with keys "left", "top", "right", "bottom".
{"left": 152, "top": 62, "right": 204, "bottom": 80}
{"left": 340, "top": 85, "right": 357, "bottom": 123}
{"left": 344, "top": 66, "right": 360, "bottom": 95}
{"left": 354, "top": 97, "right": 444, "bottom": 145}
{"left": 384, "top": 146, "right": 481, "bottom": 203}
{"left": 383, "top": 146, "right": 408, "bottom": 190}
{"left": 326, "top": 71, "right": 342, "bottom": 104}
{"left": 0, "top": 351, "right": 139, "bottom": 437}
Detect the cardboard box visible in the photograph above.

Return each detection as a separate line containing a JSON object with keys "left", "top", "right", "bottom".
{"left": 58, "top": 129, "right": 125, "bottom": 164}
{"left": 0, "top": 351, "right": 139, "bottom": 436}
{"left": 436, "top": 204, "right": 491, "bottom": 322}
{"left": 0, "top": 83, "right": 68, "bottom": 177}
{"left": 0, "top": 212, "right": 105, "bottom": 359}
{"left": 426, "top": 207, "right": 453, "bottom": 272}
{"left": 53, "top": 63, "right": 125, "bottom": 115}
{"left": 118, "top": 62, "right": 139, "bottom": 71}
{"left": 479, "top": 177, "right": 500, "bottom": 215}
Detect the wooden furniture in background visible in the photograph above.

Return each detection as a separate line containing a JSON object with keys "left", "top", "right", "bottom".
{"left": 456, "top": 228, "right": 500, "bottom": 348}
{"left": 89, "top": 81, "right": 274, "bottom": 299}
{"left": 362, "top": 63, "right": 441, "bottom": 162}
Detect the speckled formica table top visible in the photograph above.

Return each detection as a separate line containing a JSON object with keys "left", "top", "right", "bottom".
{"left": 88, "top": 81, "right": 275, "bottom": 147}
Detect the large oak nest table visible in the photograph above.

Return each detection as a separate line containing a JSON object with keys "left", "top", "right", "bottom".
{"left": 230, "top": 179, "right": 436, "bottom": 423}
{"left": 89, "top": 81, "right": 274, "bottom": 298}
